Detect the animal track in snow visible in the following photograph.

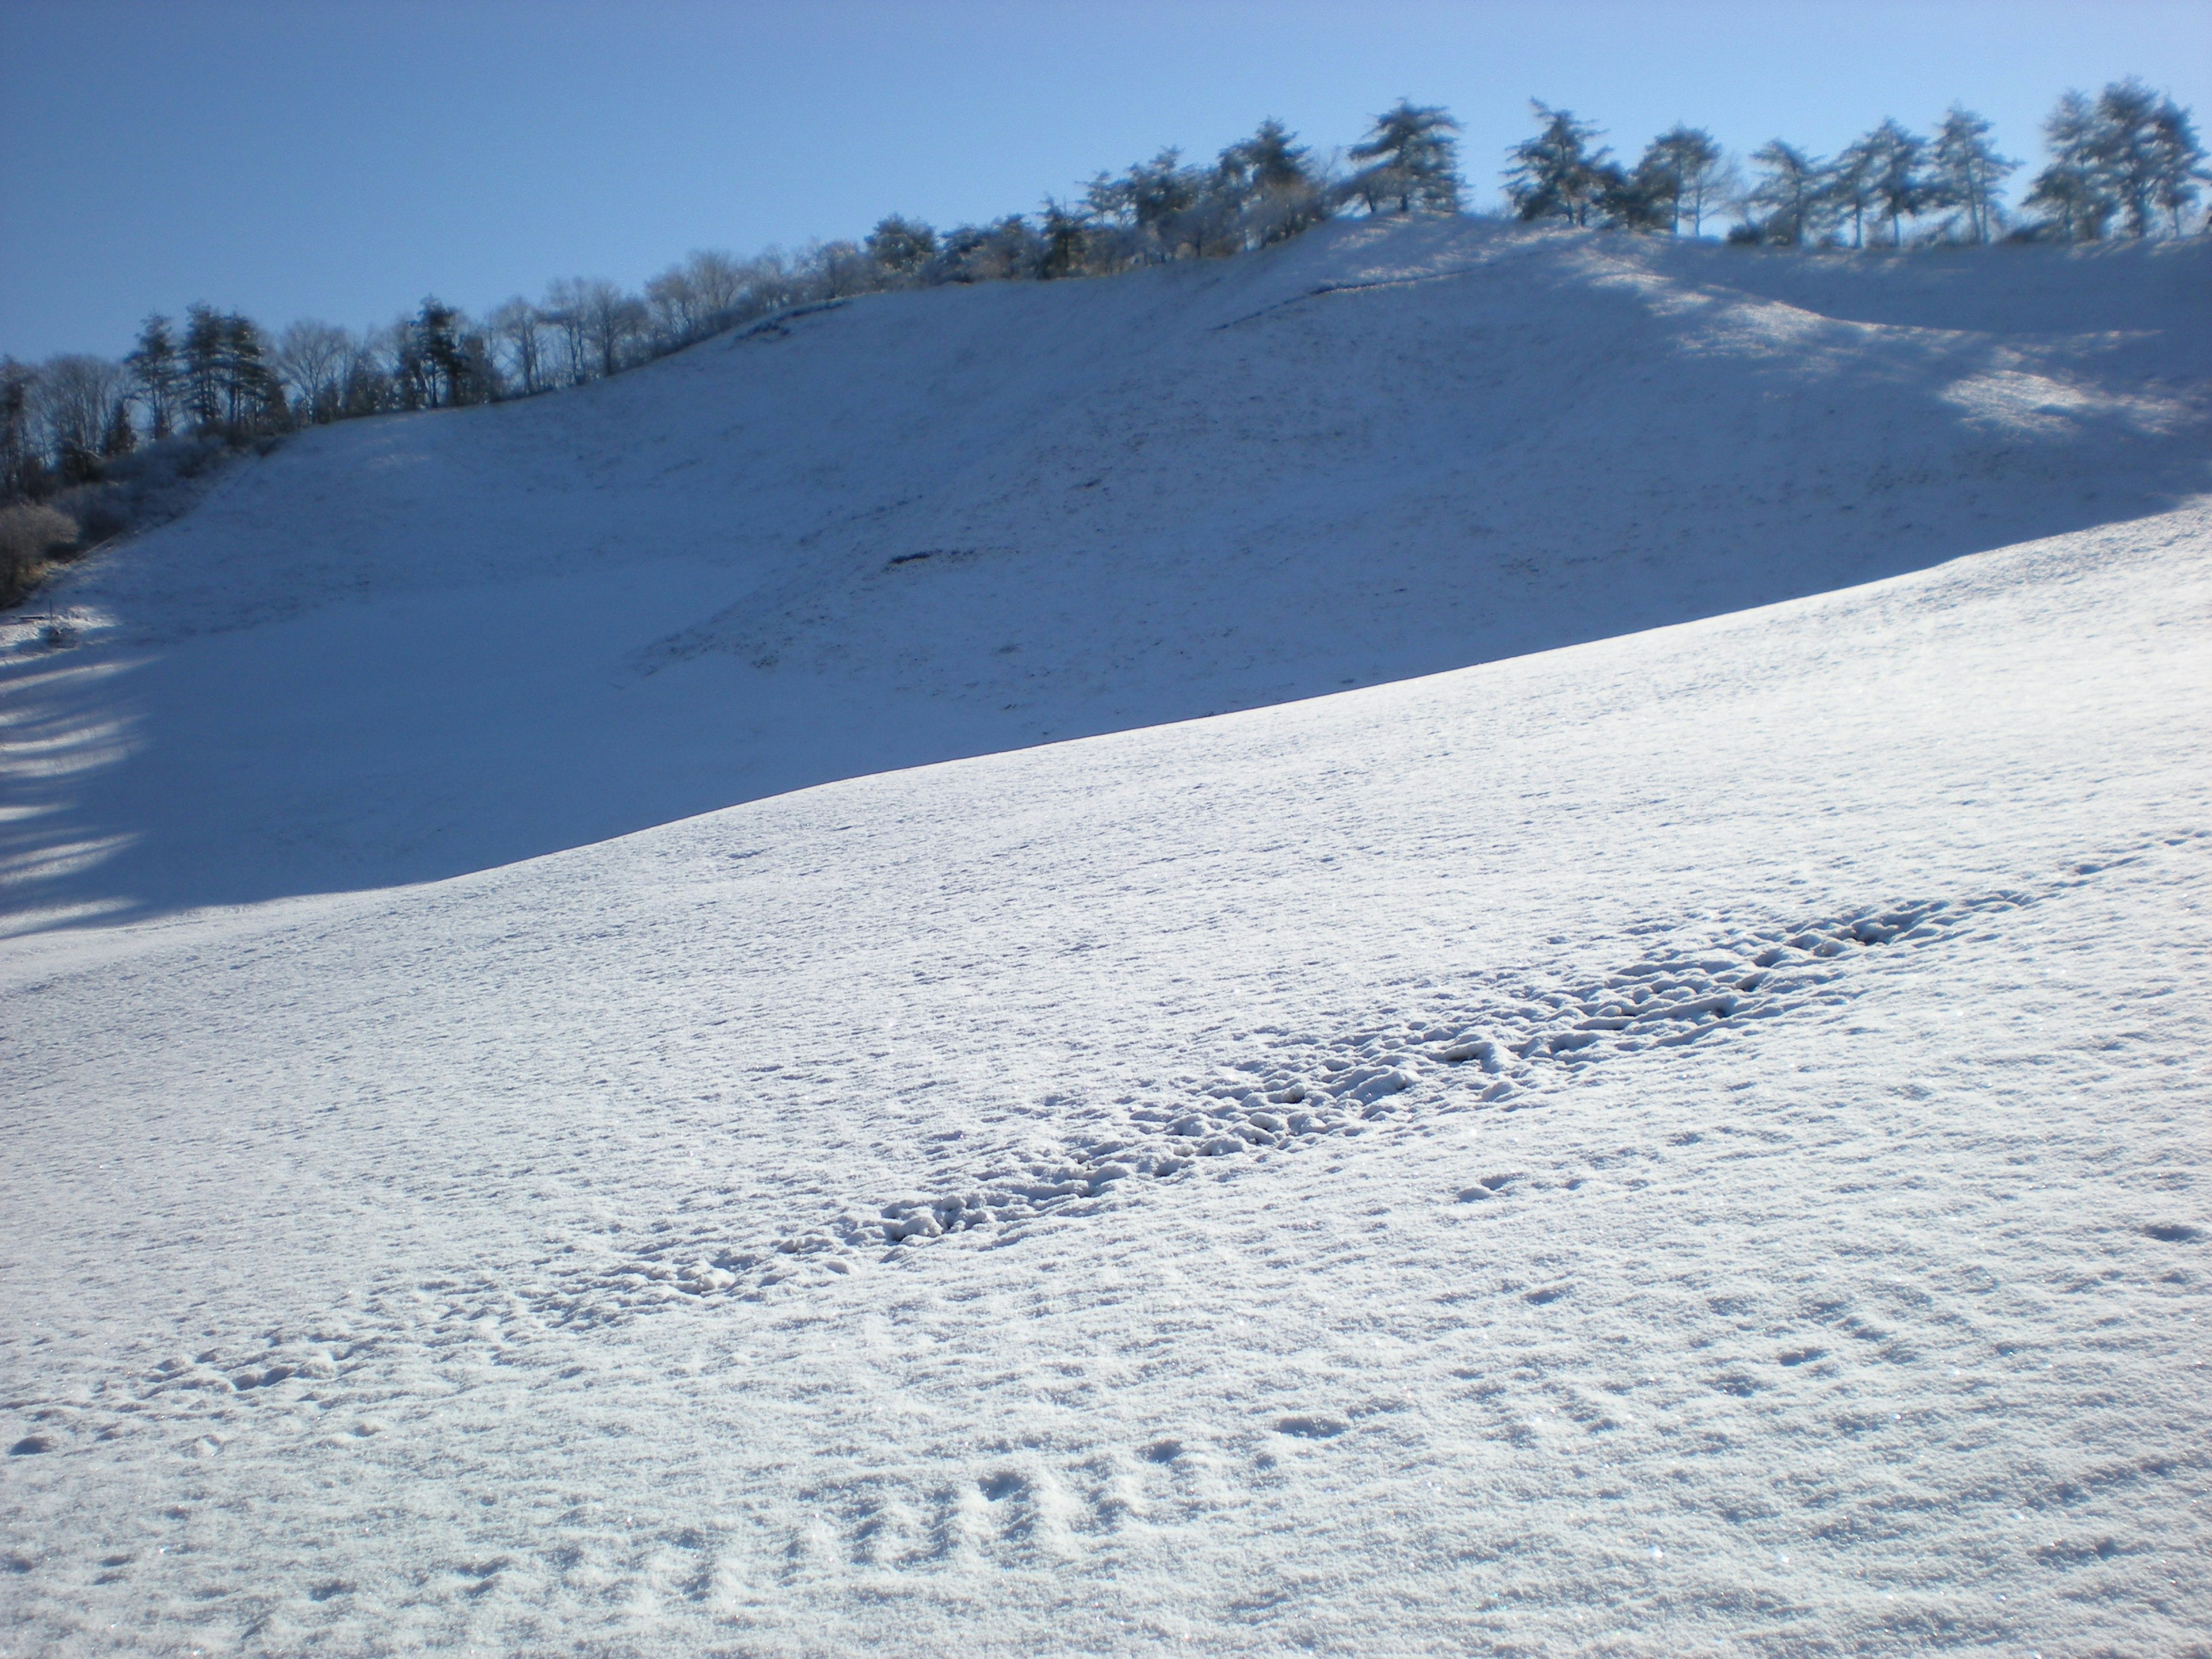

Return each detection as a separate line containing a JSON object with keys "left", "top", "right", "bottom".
{"left": 531, "top": 835, "right": 2194, "bottom": 1325}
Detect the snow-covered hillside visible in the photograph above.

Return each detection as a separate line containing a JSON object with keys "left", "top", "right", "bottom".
{"left": 1, "top": 221, "right": 2207, "bottom": 1657}
{"left": 3, "top": 218, "right": 2206, "bottom": 926}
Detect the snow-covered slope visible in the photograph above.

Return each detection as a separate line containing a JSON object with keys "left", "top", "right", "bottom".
{"left": 2, "top": 219, "right": 2209, "bottom": 1657}
{"left": 3, "top": 218, "right": 2206, "bottom": 925}
{"left": 3, "top": 501, "right": 2207, "bottom": 1656}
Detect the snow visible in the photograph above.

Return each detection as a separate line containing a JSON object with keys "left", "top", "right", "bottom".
{"left": 2, "top": 218, "right": 2204, "bottom": 926}
{"left": 1, "top": 219, "right": 2209, "bottom": 1655}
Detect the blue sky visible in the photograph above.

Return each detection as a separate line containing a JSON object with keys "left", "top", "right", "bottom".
{"left": 3, "top": 0, "right": 2205, "bottom": 360}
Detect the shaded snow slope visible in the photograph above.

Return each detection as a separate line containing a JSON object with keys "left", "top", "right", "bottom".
{"left": 5, "top": 219, "right": 2207, "bottom": 925}
{"left": 2, "top": 503, "right": 2207, "bottom": 1656}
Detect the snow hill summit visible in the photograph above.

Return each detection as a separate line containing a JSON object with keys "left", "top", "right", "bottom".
{"left": 2, "top": 216, "right": 2209, "bottom": 1658}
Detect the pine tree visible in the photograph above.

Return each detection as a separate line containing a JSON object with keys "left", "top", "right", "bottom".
{"left": 182, "top": 304, "right": 226, "bottom": 435}
{"left": 1864, "top": 119, "right": 1929, "bottom": 247}
{"left": 1927, "top": 106, "right": 2017, "bottom": 243}
{"left": 1217, "top": 120, "right": 1325, "bottom": 247}
{"left": 1349, "top": 101, "right": 1463, "bottom": 215}
{"left": 0, "top": 359, "right": 39, "bottom": 501}
{"left": 1824, "top": 137, "right": 1873, "bottom": 246}
{"left": 2148, "top": 98, "right": 2207, "bottom": 235}
{"left": 126, "top": 315, "right": 182, "bottom": 441}
{"left": 865, "top": 215, "right": 938, "bottom": 277}
{"left": 217, "top": 312, "right": 279, "bottom": 431}
{"left": 2025, "top": 90, "right": 2115, "bottom": 240}
{"left": 2093, "top": 78, "right": 2170, "bottom": 238}
{"left": 1505, "top": 104, "right": 1611, "bottom": 226}
{"left": 1634, "top": 126, "right": 1725, "bottom": 234}
{"left": 101, "top": 397, "right": 137, "bottom": 459}
{"left": 415, "top": 297, "right": 469, "bottom": 407}
{"left": 1745, "top": 141, "right": 1832, "bottom": 245}
{"left": 1037, "top": 201, "right": 1088, "bottom": 279}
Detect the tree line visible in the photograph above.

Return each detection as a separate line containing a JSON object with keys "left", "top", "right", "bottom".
{"left": 3, "top": 82, "right": 2203, "bottom": 517}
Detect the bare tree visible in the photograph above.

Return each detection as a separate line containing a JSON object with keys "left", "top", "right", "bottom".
{"left": 275, "top": 320, "right": 353, "bottom": 423}
{"left": 573, "top": 279, "right": 647, "bottom": 378}
{"left": 682, "top": 249, "right": 751, "bottom": 323}
{"left": 488, "top": 298, "right": 548, "bottom": 395}
{"left": 540, "top": 279, "right": 598, "bottom": 384}
{"left": 37, "top": 355, "right": 130, "bottom": 480}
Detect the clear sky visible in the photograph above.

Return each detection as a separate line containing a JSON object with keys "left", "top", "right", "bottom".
{"left": 2, "top": 0, "right": 2205, "bottom": 361}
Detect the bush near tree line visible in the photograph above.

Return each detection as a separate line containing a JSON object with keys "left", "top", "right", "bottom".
{"left": 2, "top": 84, "right": 2203, "bottom": 609}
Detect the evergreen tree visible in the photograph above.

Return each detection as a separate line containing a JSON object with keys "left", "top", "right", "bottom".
{"left": 865, "top": 215, "right": 938, "bottom": 278}
{"left": 1228, "top": 118, "right": 1311, "bottom": 196}
{"left": 1505, "top": 104, "right": 1612, "bottom": 226}
{"left": 2025, "top": 90, "right": 2115, "bottom": 240}
{"left": 217, "top": 312, "right": 280, "bottom": 431}
{"left": 1214, "top": 120, "right": 1325, "bottom": 248}
{"left": 1633, "top": 126, "right": 1726, "bottom": 234}
{"left": 1037, "top": 200, "right": 1089, "bottom": 278}
{"left": 1864, "top": 119, "right": 1929, "bottom": 247}
{"left": 1927, "top": 106, "right": 2017, "bottom": 243}
{"left": 414, "top": 297, "right": 470, "bottom": 407}
{"left": 126, "top": 314, "right": 182, "bottom": 441}
{"left": 182, "top": 304, "right": 226, "bottom": 435}
{"left": 0, "top": 359, "right": 37, "bottom": 500}
{"left": 101, "top": 397, "right": 137, "bottom": 459}
{"left": 1745, "top": 141, "right": 1833, "bottom": 245}
{"left": 1825, "top": 129, "right": 1883, "bottom": 247}
{"left": 2093, "top": 78, "right": 2171, "bottom": 238}
{"left": 2148, "top": 97, "right": 2207, "bottom": 235}
{"left": 1126, "top": 149, "right": 1203, "bottom": 256}
{"left": 1349, "top": 100, "right": 1463, "bottom": 215}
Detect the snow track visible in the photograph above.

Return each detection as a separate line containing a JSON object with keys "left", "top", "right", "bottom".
{"left": 540, "top": 831, "right": 2200, "bottom": 1324}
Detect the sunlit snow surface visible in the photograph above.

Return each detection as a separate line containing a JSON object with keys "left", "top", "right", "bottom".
{"left": 2, "top": 222, "right": 2209, "bottom": 1655}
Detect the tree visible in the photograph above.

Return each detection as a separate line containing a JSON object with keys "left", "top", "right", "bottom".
{"left": 540, "top": 279, "right": 599, "bottom": 383}
{"left": 1505, "top": 103, "right": 1610, "bottom": 225}
{"left": 1745, "top": 140, "right": 1833, "bottom": 245}
{"left": 217, "top": 312, "right": 284, "bottom": 431}
{"left": 101, "top": 396, "right": 137, "bottom": 459}
{"left": 1633, "top": 125, "right": 1726, "bottom": 234}
{"left": 1233, "top": 119, "right": 1328, "bottom": 246}
{"left": 865, "top": 215, "right": 938, "bottom": 279}
{"left": 36, "top": 355, "right": 130, "bottom": 482}
{"left": 181, "top": 304, "right": 227, "bottom": 434}
{"left": 1037, "top": 200, "right": 1089, "bottom": 279}
{"left": 1125, "top": 149, "right": 1204, "bottom": 256}
{"left": 488, "top": 299, "right": 548, "bottom": 395}
{"left": 2149, "top": 98, "right": 2207, "bottom": 236}
{"left": 2093, "top": 77, "right": 2172, "bottom": 238}
{"left": 1824, "top": 128, "right": 1883, "bottom": 247}
{"left": 2024, "top": 91, "right": 2111, "bottom": 240}
{"left": 409, "top": 297, "right": 480, "bottom": 407}
{"left": 1862, "top": 119, "right": 1929, "bottom": 247}
{"left": 1349, "top": 100, "right": 1463, "bottom": 215}
{"left": 680, "top": 250, "right": 751, "bottom": 323}
{"left": 0, "top": 359, "right": 39, "bottom": 500}
{"left": 126, "top": 315, "right": 182, "bottom": 441}
{"left": 1927, "top": 106, "right": 2017, "bottom": 243}
{"left": 275, "top": 320, "right": 352, "bottom": 422}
